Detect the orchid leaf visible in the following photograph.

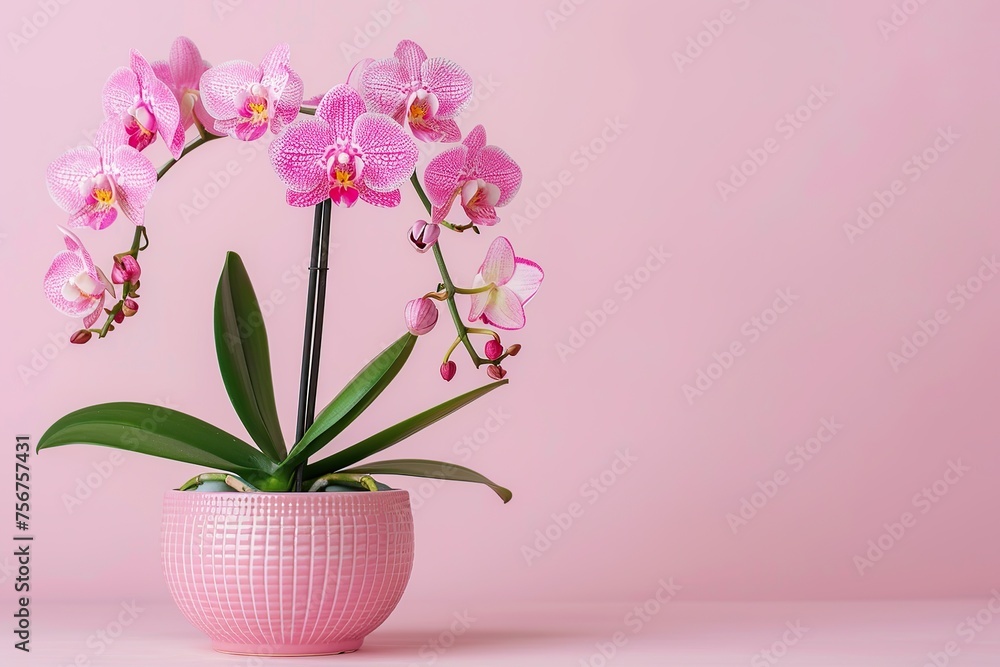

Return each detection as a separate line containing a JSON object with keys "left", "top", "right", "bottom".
{"left": 37, "top": 402, "right": 281, "bottom": 488}
{"left": 304, "top": 379, "right": 508, "bottom": 478}
{"left": 280, "top": 333, "right": 417, "bottom": 471}
{"left": 339, "top": 459, "right": 512, "bottom": 503}
{"left": 215, "top": 251, "right": 286, "bottom": 462}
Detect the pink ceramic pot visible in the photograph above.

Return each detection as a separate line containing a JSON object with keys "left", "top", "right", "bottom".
{"left": 161, "top": 490, "right": 414, "bottom": 656}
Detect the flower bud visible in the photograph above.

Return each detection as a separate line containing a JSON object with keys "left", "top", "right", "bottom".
{"left": 486, "top": 365, "right": 507, "bottom": 380}
{"left": 70, "top": 330, "right": 92, "bottom": 344}
{"left": 122, "top": 298, "right": 139, "bottom": 317}
{"left": 507, "top": 343, "right": 521, "bottom": 356}
{"left": 404, "top": 297, "right": 438, "bottom": 336}
{"left": 408, "top": 219, "right": 440, "bottom": 253}
{"left": 111, "top": 255, "right": 141, "bottom": 284}
{"left": 440, "top": 360, "right": 457, "bottom": 382}
{"left": 484, "top": 338, "right": 503, "bottom": 360}
{"left": 113, "top": 309, "right": 125, "bottom": 324}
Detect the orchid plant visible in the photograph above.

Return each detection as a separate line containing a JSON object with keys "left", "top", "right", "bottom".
{"left": 38, "top": 38, "right": 543, "bottom": 499}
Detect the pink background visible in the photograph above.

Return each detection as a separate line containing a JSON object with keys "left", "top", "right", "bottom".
{"left": 2, "top": 0, "right": 999, "bottom": 614}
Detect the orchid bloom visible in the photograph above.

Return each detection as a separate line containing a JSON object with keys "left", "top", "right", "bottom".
{"left": 200, "top": 43, "right": 303, "bottom": 141}
{"left": 43, "top": 228, "right": 113, "bottom": 327}
{"left": 103, "top": 49, "right": 183, "bottom": 157}
{"left": 152, "top": 36, "right": 220, "bottom": 136}
{"left": 362, "top": 40, "right": 473, "bottom": 143}
{"left": 468, "top": 236, "right": 543, "bottom": 331}
{"left": 46, "top": 120, "right": 157, "bottom": 230}
{"left": 423, "top": 125, "right": 521, "bottom": 226}
{"left": 268, "top": 84, "right": 418, "bottom": 208}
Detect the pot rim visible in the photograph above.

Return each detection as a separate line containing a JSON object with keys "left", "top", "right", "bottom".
{"left": 162, "top": 489, "right": 410, "bottom": 497}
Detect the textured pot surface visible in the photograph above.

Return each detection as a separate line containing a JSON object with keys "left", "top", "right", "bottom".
{"left": 161, "top": 490, "right": 414, "bottom": 656}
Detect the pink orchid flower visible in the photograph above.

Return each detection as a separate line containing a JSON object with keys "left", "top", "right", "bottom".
{"left": 468, "top": 236, "right": 543, "bottom": 331}
{"left": 362, "top": 40, "right": 473, "bottom": 143}
{"left": 43, "top": 227, "right": 114, "bottom": 327}
{"left": 268, "top": 84, "right": 418, "bottom": 208}
{"left": 46, "top": 119, "right": 157, "bottom": 230}
{"left": 200, "top": 43, "right": 303, "bottom": 141}
{"left": 103, "top": 49, "right": 183, "bottom": 158}
{"left": 151, "top": 36, "right": 221, "bottom": 136}
{"left": 423, "top": 125, "right": 521, "bottom": 226}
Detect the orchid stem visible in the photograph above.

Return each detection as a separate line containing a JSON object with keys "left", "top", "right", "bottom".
{"left": 156, "top": 133, "right": 223, "bottom": 180}
{"left": 93, "top": 134, "right": 223, "bottom": 339}
{"left": 453, "top": 283, "right": 494, "bottom": 295}
{"left": 442, "top": 336, "right": 462, "bottom": 363}
{"left": 409, "top": 172, "right": 492, "bottom": 368}
{"left": 467, "top": 327, "right": 500, "bottom": 341}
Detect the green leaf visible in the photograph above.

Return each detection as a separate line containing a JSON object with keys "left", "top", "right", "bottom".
{"left": 280, "top": 333, "right": 417, "bottom": 471}
{"left": 339, "top": 459, "right": 512, "bottom": 503}
{"left": 215, "top": 251, "right": 286, "bottom": 462}
{"left": 37, "top": 402, "right": 281, "bottom": 488}
{"left": 304, "top": 379, "right": 508, "bottom": 478}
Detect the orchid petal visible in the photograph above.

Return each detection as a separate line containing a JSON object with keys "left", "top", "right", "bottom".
{"left": 83, "top": 293, "right": 106, "bottom": 327}
{"left": 483, "top": 286, "right": 526, "bottom": 330}
{"left": 234, "top": 118, "right": 268, "bottom": 141}
{"left": 272, "top": 69, "right": 303, "bottom": 132}
{"left": 111, "top": 145, "right": 157, "bottom": 225}
{"left": 193, "top": 95, "right": 222, "bottom": 135}
{"left": 353, "top": 112, "right": 418, "bottom": 192}
{"left": 346, "top": 57, "right": 374, "bottom": 95}
{"left": 358, "top": 184, "right": 401, "bottom": 208}
{"left": 268, "top": 118, "right": 334, "bottom": 192}
{"left": 507, "top": 258, "right": 544, "bottom": 305}
{"left": 169, "top": 36, "right": 205, "bottom": 90}
{"left": 409, "top": 114, "right": 461, "bottom": 143}
{"left": 463, "top": 125, "right": 487, "bottom": 153}
{"left": 93, "top": 119, "right": 129, "bottom": 163}
{"left": 423, "top": 145, "right": 467, "bottom": 206}
{"left": 68, "top": 205, "right": 118, "bottom": 231}
{"left": 435, "top": 118, "right": 462, "bottom": 143}
{"left": 259, "top": 43, "right": 291, "bottom": 102}
{"left": 479, "top": 236, "right": 516, "bottom": 285}
{"left": 420, "top": 56, "right": 473, "bottom": 119}
{"left": 44, "top": 251, "right": 96, "bottom": 317}
{"left": 361, "top": 58, "right": 409, "bottom": 119}
{"left": 466, "top": 203, "right": 499, "bottom": 226}
{"left": 286, "top": 180, "right": 329, "bottom": 207}
{"left": 468, "top": 274, "right": 490, "bottom": 323}
{"left": 473, "top": 145, "right": 521, "bottom": 207}
{"left": 46, "top": 147, "right": 100, "bottom": 213}
{"left": 151, "top": 60, "right": 175, "bottom": 88}
{"left": 57, "top": 227, "right": 86, "bottom": 256}
{"left": 394, "top": 40, "right": 428, "bottom": 82}
{"left": 316, "top": 84, "right": 367, "bottom": 139}
{"left": 329, "top": 184, "right": 360, "bottom": 207}
{"left": 132, "top": 50, "right": 182, "bottom": 158}
{"left": 200, "top": 59, "right": 260, "bottom": 121}
{"left": 102, "top": 67, "right": 140, "bottom": 118}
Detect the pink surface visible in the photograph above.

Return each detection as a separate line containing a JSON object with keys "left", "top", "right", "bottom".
{"left": 1, "top": 0, "right": 999, "bottom": 617}
{"left": 161, "top": 490, "right": 414, "bottom": 655}
{"left": 16, "top": 599, "right": 1000, "bottom": 666}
